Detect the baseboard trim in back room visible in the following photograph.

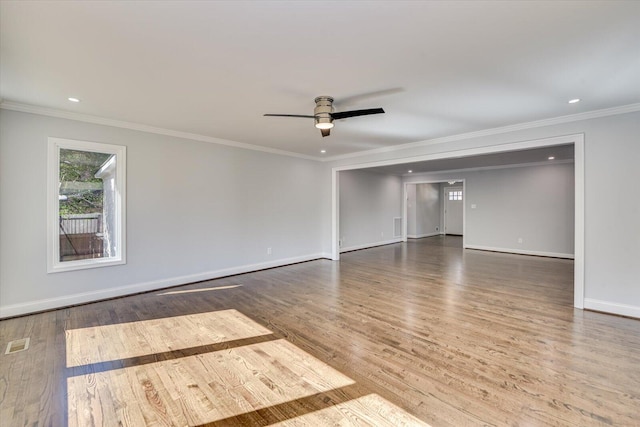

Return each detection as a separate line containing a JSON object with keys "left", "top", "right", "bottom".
{"left": 340, "top": 238, "right": 403, "bottom": 253}
{"left": 584, "top": 298, "right": 640, "bottom": 319}
{"left": 465, "top": 244, "right": 574, "bottom": 259}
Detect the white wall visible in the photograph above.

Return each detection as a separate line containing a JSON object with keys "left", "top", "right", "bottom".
{"left": 329, "top": 110, "right": 640, "bottom": 318}
{"left": 406, "top": 163, "right": 575, "bottom": 257}
{"left": 407, "top": 183, "right": 441, "bottom": 238}
{"left": 338, "top": 170, "right": 402, "bottom": 251}
{"left": 406, "top": 184, "right": 417, "bottom": 237}
{"left": 2, "top": 108, "right": 639, "bottom": 319}
{"left": 0, "top": 110, "right": 327, "bottom": 317}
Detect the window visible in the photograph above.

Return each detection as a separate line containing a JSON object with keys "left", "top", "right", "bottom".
{"left": 48, "top": 138, "right": 126, "bottom": 272}
{"left": 448, "top": 190, "right": 463, "bottom": 201}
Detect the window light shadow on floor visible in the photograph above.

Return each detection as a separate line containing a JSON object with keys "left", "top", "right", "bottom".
{"left": 64, "top": 309, "right": 429, "bottom": 426}
{"left": 65, "top": 309, "right": 270, "bottom": 367}
{"left": 156, "top": 284, "right": 243, "bottom": 295}
{"left": 272, "top": 394, "right": 428, "bottom": 426}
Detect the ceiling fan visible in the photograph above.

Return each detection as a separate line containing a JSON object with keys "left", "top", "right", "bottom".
{"left": 264, "top": 96, "right": 385, "bottom": 137}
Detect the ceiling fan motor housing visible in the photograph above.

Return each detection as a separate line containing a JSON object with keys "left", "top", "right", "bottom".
{"left": 264, "top": 95, "right": 383, "bottom": 136}
{"left": 314, "top": 96, "right": 334, "bottom": 129}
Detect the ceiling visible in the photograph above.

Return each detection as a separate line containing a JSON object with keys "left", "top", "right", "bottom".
{"left": 1, "top": 1, "right": 639, "bottom": 159}
{"left": 365, "top": 144, "right": 575, "bottom": 176}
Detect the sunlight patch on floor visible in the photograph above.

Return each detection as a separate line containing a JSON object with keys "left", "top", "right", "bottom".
{"left": 65, "top": 309, "right": 271, "bottom": 367}
{"left": 65, "top": 309, "right": 428, "bottom": 426}
{"left": 67, "top": 339, "right": 355, "bottom": 426}
{"left": 156, "top": 284, "right": 242, "bottom": 295}
{"left": 274, "top": 393, "right": 431, "bottom": 426}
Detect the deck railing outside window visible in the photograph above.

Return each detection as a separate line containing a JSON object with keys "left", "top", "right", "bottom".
{"left": 59, "top": 213, "right": 103, "bottom": 261}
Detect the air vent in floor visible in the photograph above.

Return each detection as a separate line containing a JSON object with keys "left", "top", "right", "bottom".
{"left": 5, "top": 337, "right": 30, "bottom": 355}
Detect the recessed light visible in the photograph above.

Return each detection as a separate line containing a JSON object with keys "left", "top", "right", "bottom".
{"left": 320, "top": 150, "right": 326, "bottom": 153}
{"left": 68, "top": 97, "right": 80, "bottom": 103}
{"left": 548, "top": 156, "right": 555, "bottom": 160}
{"left": 408, "top": 170, "right": 413, "bottom": 173}
{"left": 568, "top": 98, "right": 580, "bottom": 104}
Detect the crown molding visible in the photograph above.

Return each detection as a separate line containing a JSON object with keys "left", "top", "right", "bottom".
{"left": 398, "top": 158, "right": 574, "bottom": 177}
{"left": 323, "top": 102, "right": 640, "bottom": 162}
{"left": 2, "top": 100, "right": 639, "bottom": 163}
{"left": 0, "top": 101, "right": 319, "bottom": 161}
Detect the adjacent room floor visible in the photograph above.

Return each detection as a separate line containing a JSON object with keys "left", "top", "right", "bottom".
{"left": 1, "top": 236, "right": 639, "bottom": 426}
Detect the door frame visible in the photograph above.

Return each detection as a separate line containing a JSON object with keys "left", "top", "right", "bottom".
{"left": 403, "top": 180, "right": 466, "bottom": 244}
{"left": 331, "top": 133, "right": 584, "bottom": 309}
{"left": 444, "top": 185, "right": 464, "bottom": 236}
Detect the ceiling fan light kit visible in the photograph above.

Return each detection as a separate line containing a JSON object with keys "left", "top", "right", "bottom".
{"left": 314, "top": 96, "right": 335, "bottom": 130}
{"left": 264, "top": 95, "right": 385, "bottom": 137}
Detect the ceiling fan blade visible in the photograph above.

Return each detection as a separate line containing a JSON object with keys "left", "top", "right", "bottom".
{"left": 330, "top": 108, "right": 385, "bottom": 120}
{"left": 338, "top": 88, "right": 404, "bottom": 107}
{"left": 264, "top": 114, "right": 315, "bottom": 118}
{"left": 321, "top": 128, "right": 330, "bottom": 137}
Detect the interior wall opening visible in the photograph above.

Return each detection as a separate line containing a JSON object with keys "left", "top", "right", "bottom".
{"left": 332, "top": 134, "right": 584, "bottom": 309}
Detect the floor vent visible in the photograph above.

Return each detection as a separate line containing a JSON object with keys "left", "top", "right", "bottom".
{"left": 5, "top": 338, "right": 30, "bottom": 355}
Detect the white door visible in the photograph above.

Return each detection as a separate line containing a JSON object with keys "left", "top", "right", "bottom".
{"left": 444, "top": 187, "right": 463, "bottom": 235}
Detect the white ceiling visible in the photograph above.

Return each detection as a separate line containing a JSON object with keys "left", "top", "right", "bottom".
{"left": 1, "top": 1, "right": 639, "bottom": 159}
{"left": 365, "top": 144, "right": 575, "bottom": 176}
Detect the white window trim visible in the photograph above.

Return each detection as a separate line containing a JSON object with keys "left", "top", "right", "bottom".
{"left": 47, "top": 137, "right": 126, "bottom": 273}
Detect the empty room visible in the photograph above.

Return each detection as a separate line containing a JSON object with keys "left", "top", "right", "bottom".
{"left": 1, "top": 1, "right": 639, "bottom": 426}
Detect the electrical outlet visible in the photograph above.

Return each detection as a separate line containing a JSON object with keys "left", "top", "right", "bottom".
{"left": 517, "top": 238, "right": 523, "bottom": 244}
{"left": 267, "top": 247, "right": 272, "bottom": 255}
{"left": 381, "top": 231, "right": 384, "bottom": 237}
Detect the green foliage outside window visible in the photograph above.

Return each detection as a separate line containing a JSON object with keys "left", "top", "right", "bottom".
{"left": 59, "top": 149, "right": 111, "bottom": 215}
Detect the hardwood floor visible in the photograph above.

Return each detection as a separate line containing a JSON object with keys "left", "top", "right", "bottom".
{"left": 1, "top": 236, "right": 639, "bottom": 426}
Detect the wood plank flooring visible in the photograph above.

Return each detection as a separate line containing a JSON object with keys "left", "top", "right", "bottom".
{"left": 1, "top": 236, "right": 639, "bottom": 426}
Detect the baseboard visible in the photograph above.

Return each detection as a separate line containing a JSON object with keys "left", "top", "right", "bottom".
{"left": 465, "top": 244, "right": 574, "bottom": 259}
{"left": 584, "top": 298, "right": 640, "bottom": 319}
{"left": 407, "top": 232, "right": 440, "bottom": 239}
{"left": 340, "top": 238, "right": 403, "bottom": 253}
{"left": 0, "top": 253, "right": 330, "bottom": 319}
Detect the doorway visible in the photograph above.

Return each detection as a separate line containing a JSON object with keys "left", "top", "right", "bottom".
{"left": 331, "top": 133, "right": 584, "bottom": 309}
{"left": 444, "top": 186, "right": 463, "bottom": 235}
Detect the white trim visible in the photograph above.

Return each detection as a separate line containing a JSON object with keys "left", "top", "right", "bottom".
{"left": 340, "top": 238, "right": 403, "bottom": 253}
{"left": 407, "top": 232, "right": 440, "bottom": 239}
{"left": 0, "top": 253, "right": 330, "bottom": 319}
{"left": 331, "top": 133, "right": 585, "bottom": 310}
{"left": 331, "top": 171, "right": 340, "bottom": 260}
{"left": 584, "top": 299, "right": 640, "bottom": 319}
{"left": 333, "top": 134, "right": 582, "bottom": 172}
{"left": 47, "top": 137, "right": 126, "bottom": 273}
{"left": 2, "top": 101, "right": 638, "bottom": 163}
{"left": 465, "top": 245, "right": 574, "bottom": 259}
{"left": 403, "top": 180, "right": 465, "bottom": 249}
{"left": 402, "top": 184, "right": 408, "bottom": 241}
{"left": 324, "top": 103, "right": 640, "bottom": 162}
{"left": 402, "top": 159, "right": 574, "bottom": 177}
{"left": 573, "top": 135, "right": 585, "bottom": 309}
{"left": 1, "top": 101, "right": 317, "bottom": 161}
{"left": 444, "top": 186, "right": 464, "bottom": 236}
